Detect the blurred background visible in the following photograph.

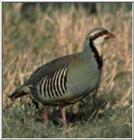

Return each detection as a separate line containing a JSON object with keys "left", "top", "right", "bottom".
{"left": 3, "top": 2, "right": 132, "bottom": 138}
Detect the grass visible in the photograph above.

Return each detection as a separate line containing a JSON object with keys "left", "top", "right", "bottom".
{"left": 3, "top": 3, "right": 132, "bottom": 138}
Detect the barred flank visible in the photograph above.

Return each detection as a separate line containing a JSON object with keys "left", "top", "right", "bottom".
{"left": 38, "top": 64, "right": 68, "bottom": 99}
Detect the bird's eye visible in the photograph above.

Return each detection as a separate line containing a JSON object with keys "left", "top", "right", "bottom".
{"left": 94, "top": 33, "right": 101, "bottom": 39}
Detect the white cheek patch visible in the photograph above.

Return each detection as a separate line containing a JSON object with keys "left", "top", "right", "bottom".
{"left": 96, "top": 46, "right": 102, "bottom": 56}
{"left": 93, "top": 35, "right": 106, "bottom": 46}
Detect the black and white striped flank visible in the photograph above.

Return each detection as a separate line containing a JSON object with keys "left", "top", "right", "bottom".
{"left": 37, "top": 64, "right": 68, "bottom": 99}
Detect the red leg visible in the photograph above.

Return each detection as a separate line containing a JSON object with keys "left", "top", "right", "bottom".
{"left": 61, "top": 108, "right": 67, "bottom": 129}
{"left": 43, "top": 107, "right": 49, "bottom": 126}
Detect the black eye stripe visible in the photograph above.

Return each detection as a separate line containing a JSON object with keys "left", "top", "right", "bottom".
{"left": 90, "top": 30, "right": 109, "bottom": 41}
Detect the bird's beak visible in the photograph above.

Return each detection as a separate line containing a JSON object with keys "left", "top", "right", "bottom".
{"left": 105, "top": 32, "right": 116, "bottom": 40}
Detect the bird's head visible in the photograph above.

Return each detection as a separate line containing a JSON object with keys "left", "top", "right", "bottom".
{"left": 88, "top": 27, "right": 115, "bottom": 46}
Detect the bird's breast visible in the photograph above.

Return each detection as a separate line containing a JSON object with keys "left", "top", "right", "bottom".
{"left": 67, "top": 60, "right": 101, "bottom": 97}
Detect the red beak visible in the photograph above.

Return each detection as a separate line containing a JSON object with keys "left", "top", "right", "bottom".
{"left": 105, "top": 32, "right": 116, "bottom": 40}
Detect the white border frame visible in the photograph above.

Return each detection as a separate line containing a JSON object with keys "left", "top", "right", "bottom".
{"left": 0, "top": 1, "right": 133, "bottom": 139}
{"left": 0, "top": 1, "right": 2, "bottom": 139}
{"left": 132, "top": 2, "right": 133, "bottom": 140}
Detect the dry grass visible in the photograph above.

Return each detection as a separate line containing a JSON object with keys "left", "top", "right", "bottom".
{"left": 3, "top": 3, "right": 132, "bottom": 138}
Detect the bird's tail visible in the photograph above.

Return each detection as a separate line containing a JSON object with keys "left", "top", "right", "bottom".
{"left": 9, "top": 85, "right": 32, "bottom": 101}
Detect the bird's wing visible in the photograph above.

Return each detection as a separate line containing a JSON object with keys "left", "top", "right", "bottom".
{"left": 24, "top": 54, "right": 75, "bottom": 86}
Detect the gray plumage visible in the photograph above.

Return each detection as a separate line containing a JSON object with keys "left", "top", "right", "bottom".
{"left": 9, "top": 27, "right": 115, "bottom": 107}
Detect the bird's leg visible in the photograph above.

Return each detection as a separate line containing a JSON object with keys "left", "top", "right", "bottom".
{"left": 61, "top": 107, "right": 67, "bottom": 129}
{"left": 92, "top": 93, "right": 97, "bottom": 111}
{"left": 43, "top": 106, "right": 49, "bottom": 126}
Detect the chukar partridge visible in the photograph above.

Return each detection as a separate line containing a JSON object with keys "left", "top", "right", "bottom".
{"left": 9, "top": 27, "right": 115, "bottom": 128}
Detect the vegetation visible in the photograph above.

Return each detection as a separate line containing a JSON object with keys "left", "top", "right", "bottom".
{"left": 3, "top": 3, "right": 132, "bottom": 138}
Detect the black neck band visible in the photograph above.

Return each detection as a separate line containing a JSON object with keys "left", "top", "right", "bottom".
{"left": 89, "top": 39, "right": 103, "bottom": 70}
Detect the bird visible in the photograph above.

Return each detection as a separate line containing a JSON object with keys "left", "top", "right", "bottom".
{"left": 9, "top": 27, "right": 115, "bottom": 128}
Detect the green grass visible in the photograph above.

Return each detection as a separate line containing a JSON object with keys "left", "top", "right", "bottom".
{"left": 3, "top": 101, "right": 132, "bottom": 138}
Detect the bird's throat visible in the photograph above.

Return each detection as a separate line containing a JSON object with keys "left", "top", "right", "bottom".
{"left": 95, "top": 45, "right": 102, "bottom": 57}
{"left": 89, "top": 40, "right": 103, "bottom": 70}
